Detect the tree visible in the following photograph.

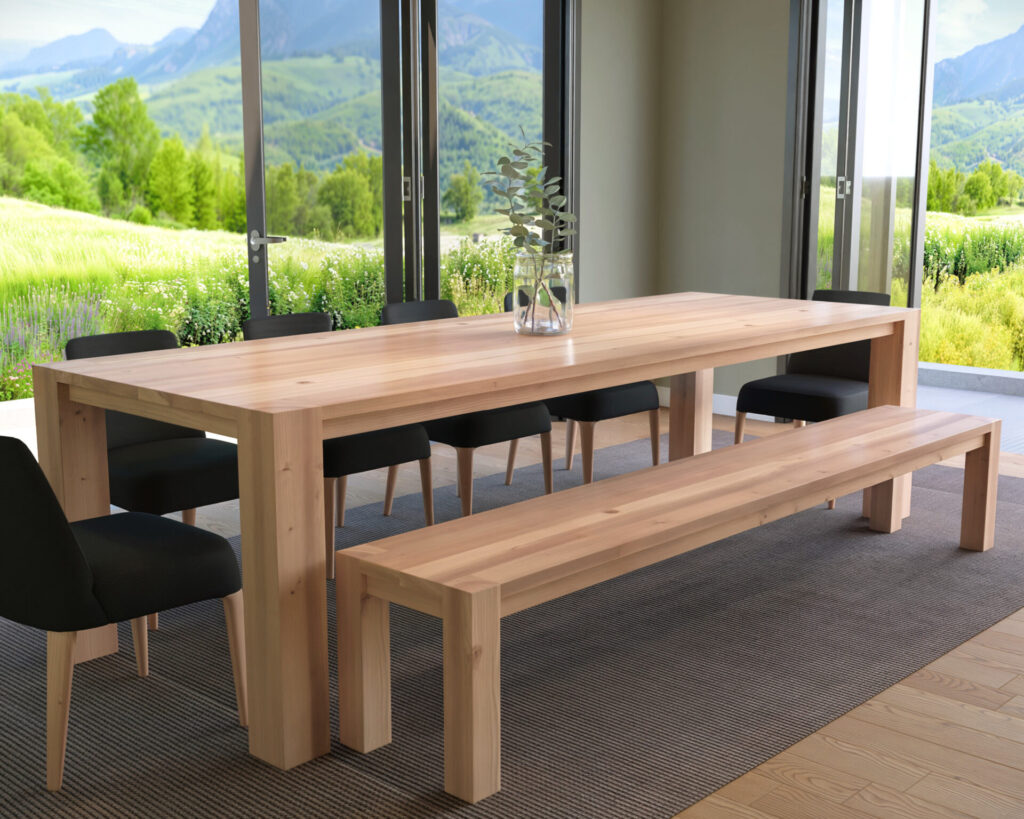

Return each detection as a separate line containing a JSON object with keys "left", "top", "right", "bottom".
{"left": 147, "top": 136, "right": 193, "bottom": 224}
{"left": 963, "top": 169, "right": 995, "bottom": 211}
{"left": 97, "top": 165, "right": 124, "bottom": 213}
{"left": 978, "top": 159, "right": 1008, "bottom": 203}
{"left": 318, "top": 165, "right": 375, "bottom": 237}
{"left": 443, "top": 160, "right": 483, "bottom": 222}
{"left": 266, "top": 163, "right": 299, "bottom": 235}
{"left": 80, "top": 78, "right": 160, "bottom": 203}
{"left": 341, "top": 152, "right": 383, "bottom": 234}
{"left": 926, "top": 160, "right": 961, "bottom": 213}
{"left": 190, "top": 151, "right": 217, "bottom": 229}
{"left": 22, "top": 156, "right": 99, "bottom": 213}
{"left": 1005, "top": 170, "right": 1024, "bottom": 204}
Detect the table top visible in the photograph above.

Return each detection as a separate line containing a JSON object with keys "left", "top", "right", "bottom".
{"left": 38, "top": 292, "right": 916, "bottom": 437}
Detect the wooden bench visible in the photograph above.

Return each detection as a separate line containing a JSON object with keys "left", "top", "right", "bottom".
{"left": 335, "top": 405, "right": 1001, "bottom": 802}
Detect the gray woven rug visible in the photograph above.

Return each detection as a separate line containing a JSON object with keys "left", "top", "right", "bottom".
{"left": 3, "top": 430, "right": 1024, "bottom": 818}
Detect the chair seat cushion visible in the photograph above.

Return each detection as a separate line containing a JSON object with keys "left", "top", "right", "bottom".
{"left": 108, "top": 438, "right": 239, "bottom": 516}
{"left": 323, "top": 424, "right": 431, "bottom": 478}
{"left": 425, "top": 403, "right": 551, "bottom": 449}
{"left": 545, "top": 382, "right": 659, "bottom": 422}
{"left": 72, "top": 513, "right": 241, "bottom": 623}
{"left": 736, "top": 373, "right": 869, "bottom": 423}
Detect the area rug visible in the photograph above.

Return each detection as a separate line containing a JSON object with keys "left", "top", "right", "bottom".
{"left": 1, "top": 431, "right": 1023, "bottom": 818}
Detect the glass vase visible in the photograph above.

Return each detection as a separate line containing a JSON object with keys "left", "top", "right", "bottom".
{"left": 511, "top": 251, "right": 574, "bottom": 335}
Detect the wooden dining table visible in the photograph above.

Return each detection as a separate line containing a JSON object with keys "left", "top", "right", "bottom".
{"left": 32, "top": 292, "right": 919, "bottom": 771}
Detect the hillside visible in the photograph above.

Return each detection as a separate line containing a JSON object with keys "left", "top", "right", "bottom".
{"left": 930, "top": 25, "right": 1024, "bottom": 174}
{"left": 145, "top": 55, "right": 541, "bottom": 181}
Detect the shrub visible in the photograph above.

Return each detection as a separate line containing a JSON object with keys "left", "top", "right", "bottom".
{"left": 128, "top": 205, "right": 152, "bottom": 225}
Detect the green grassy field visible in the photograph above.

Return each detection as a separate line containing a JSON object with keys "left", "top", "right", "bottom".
{"left": 4, "top": 194, "right": 1024, "bottom": 401}
{"left": 0, "top": 197, "right": 516, "bottom": 400}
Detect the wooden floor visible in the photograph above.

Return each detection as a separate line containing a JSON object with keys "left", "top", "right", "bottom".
{"left": 193, "top": 410, "right": 1024, "bottom": 817}
{"left": 673, "top": 416, "right": 1024, "bottom": 819}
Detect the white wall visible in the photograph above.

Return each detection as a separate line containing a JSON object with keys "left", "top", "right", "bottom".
{"left": 577, "top": 0, "right": 663, "bottom": 303}
{"left": 577, "top": 0, "right": 793, "bottom": 395}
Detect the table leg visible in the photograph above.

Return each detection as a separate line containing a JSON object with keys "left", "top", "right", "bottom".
{"left": 960, "top": 425, "right": 1000, "bottom": 552}
{"left": 443, "top": 585, "right": 501, "bottom": 803}
{"left": 337, "top": 556, "right": 392, "bottom": 753}
{"left": 865, "top": 313, "right": 919, "bottom": 520}
{"left": 237, "top": 409, "right": 330, "bottom": 769}
{"left": 669, "top": 370, "right": 713, "bottom": 461}
{"left": 33, "top": 370, "right": 118, "bottom": 663}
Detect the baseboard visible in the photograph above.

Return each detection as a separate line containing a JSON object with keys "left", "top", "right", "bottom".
{"left": 655, "top": 386, "right": 773, "bottom": 422}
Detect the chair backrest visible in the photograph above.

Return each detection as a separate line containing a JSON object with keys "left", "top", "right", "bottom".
{"left": 66, "top": 330, "right": 204, "bottom": 450}
{"left": 380, "top": 299, "right": 459, "bottom": 325}
{"left": 503, "top": 288, "right": 569, "bottom": 312}
{"left": 242, "top": 312, "right": 332, "bottom": 340}
{"left": 0, "top": 437, "right": 108, "bottom": 632}
{"left": 787, "top": 289, "right": 892, "bottom": 382}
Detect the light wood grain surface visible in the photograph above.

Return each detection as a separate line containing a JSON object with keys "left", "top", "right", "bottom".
{"left": 338, "top": 406, "right": 993, "bottom": 803}
{"left": 32, "top": 293, "right": 920, "bottom": 774}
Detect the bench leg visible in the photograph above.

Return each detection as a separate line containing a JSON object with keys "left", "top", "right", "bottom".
{"left": 868, "top": 478, "right": 902, "bottom": 533}
{"left": 961, "top": 426, "right": 1000, "bottom": 551}
{"left": 337, "top": 556, "right": 392, "bottom": 754}
{"left": 443, "top": 586, "right": 501, "bottom": 803}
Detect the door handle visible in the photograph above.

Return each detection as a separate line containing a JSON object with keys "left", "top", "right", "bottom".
{"left": 249, "top": 230, "right": 287, "bottom": 250}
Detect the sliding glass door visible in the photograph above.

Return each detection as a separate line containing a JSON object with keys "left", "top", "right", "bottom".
{"left": 238, "top": 0, "right": 577, "bottom": 319}
{"left": 804, "top": 0, "right": 933, "bottom": 306}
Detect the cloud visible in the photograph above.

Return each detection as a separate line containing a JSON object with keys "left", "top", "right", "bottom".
{"left": 933, "top": 0, "right": 1024, "bottom": 62}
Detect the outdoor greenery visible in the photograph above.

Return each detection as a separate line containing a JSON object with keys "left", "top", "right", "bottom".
{"left": 0, "top": 197, "right": 515, "bottom": 400}
{"left": 1, "top": 75, "right": 491, "bottom": 249}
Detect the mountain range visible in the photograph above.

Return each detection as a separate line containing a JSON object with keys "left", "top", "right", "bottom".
{"left": 0, "top": 0, "right": 541, "bottom": 91}
{"left": 931, "top": 24, "right": 1024, "bottom": 174}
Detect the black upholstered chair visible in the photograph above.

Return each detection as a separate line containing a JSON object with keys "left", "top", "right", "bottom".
{"left": 503, "top": 292, "right": 661, "bottom": 483}
{"left": 381, "top": 299, "right": 553, "bottom": 515}
{"left": 65, "top": 331, "right": 239, "bottom": 528}
{"left": 0, "top": 436, "right": 246, "bottom": 791}
{"left": 735, "top": 288, "right": 891, "bottom": 508}
{"left": 66, "top": 330, "right": 240, "bottom": 628}
{"left": 242, "top": 313, "right": 433, "bottom": 577}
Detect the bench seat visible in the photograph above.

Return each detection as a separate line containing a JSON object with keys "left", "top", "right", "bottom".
{"left": 336, "top": 405, "right": 1001, "bottom": 802}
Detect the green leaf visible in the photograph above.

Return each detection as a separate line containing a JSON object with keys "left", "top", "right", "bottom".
{"left": 549, "top": 195, "right": 566, "bottom": 207}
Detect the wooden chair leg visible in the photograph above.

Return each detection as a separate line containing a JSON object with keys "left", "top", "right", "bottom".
{"left": 130, "top": 617, "right": 149, "bottom": 677}
{"left": 540, "top": 431, "right": 553, "bottom": 494}
{"left": 324, "top": 477, "right": 337, "bottom": 581}
{"left": 649, "top": 409, "right": 660, "bottom": 466}
{"left": 734, "top": 412, "right": 747, "bottom": 445}
{"left": 505, "top": 439, "right": 519, "bottom": 486}
{"left": 182, "top": 508, "right": 197, "bottom": 526}
{"left": 579, "top": 421, "right": 596, "bottom": 484}
{"left": 336, "top": 475, "right": 347, "bottom": 527}
{"left": 222, "top": 590, "right": 248, "bottom": 727}
{"left": 793, "top": 419, "right": 806, "bottom": 428}
{"left": 383, "top": 464, "right": 399, "bottom": 516}
{"left": 46, "top": 631, "right": 77, "bottom": 791}
{"left": 564, "top": 419, "right": 577, "bottom": 470}
{"left": 827, "top": 498, "right": 837, "bottom": 510}
{"left": 419, "top": 457, "right": 434, "bottom": 525}
{"left": 147, "top": 612, "right": 159, "bottom": 631}
{"left": 456, "top": 447, "right": 474, "bottom": 517}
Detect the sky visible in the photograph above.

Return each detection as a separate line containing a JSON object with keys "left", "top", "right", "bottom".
{"left": 2, "top": 0, "right": 1023, "bottom": 60}
{"left": 933, "top": 0, "right": 1024, "bottom": 62}
{"left": 0, "top": 0, "right": 214, "bottom": 44}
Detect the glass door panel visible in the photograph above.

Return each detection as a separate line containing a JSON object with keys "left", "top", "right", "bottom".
{"left": 852, "top": 0, "right": 925, "bottom": 305}
{"left": 816, "top": 0, "right": 846, "bottom": 290}
{"left": 241, "top": 1, "right": 383, "bottom": 322}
